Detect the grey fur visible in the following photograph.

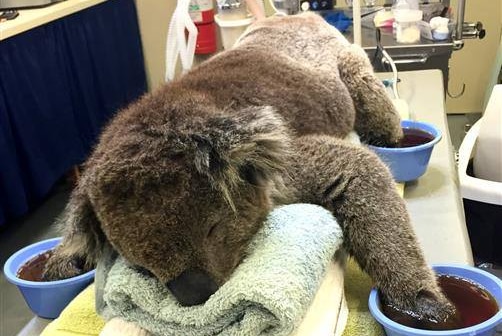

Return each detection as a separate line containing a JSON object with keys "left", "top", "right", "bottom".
{"left": 44, "top": 13, "right": 458, "bottom": 328}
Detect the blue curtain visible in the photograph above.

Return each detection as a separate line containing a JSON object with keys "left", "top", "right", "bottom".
{"left": 0, "top": 0, "right": 147, "bottom": 226}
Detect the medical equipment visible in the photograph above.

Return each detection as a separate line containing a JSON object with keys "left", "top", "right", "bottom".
{"left": 190, "top": 0, "right": 217, "bottom": 54}
{"left": 217, "top": 0, "right": 248, "bottom": 19}
{"left": 298, "top": 0, "right": 332, "bottom": 12}
{"left": 452, "top": 0, "right": 485, "bottom": 50}
{"left": 358, "top": 0, "right": 485, "bottom": 92}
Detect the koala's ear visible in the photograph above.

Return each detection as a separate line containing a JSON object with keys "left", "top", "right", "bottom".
{"left": 191, "top": 106, "right": 291, "bottom": 207}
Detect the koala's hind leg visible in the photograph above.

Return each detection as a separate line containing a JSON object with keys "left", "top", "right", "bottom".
{"left": 289, "top": 135, "right": 458, "bottom": 327}
{"left": 43, "top": 184, "right": 104, "bottom": 280}
{"left": 337, "top": 44, "right": 402, "bottom": 146}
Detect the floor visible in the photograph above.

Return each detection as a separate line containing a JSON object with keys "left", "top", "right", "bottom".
{"left": 0, "top": 113, "right": 488, "bottom": 336}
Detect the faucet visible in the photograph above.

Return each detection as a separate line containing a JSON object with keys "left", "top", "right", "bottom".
{"left": 453, "top": 0, "right": 486, "bottom": 50}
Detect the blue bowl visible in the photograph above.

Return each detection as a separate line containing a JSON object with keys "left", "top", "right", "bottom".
{"left": 3, "top": 237, "right": 95, "bottom": 319}
{"left": 369, "top": 120, "right": 442, "bottom": 182}
{"left": 369, "top": 264, "right": 502, "bottom": 336}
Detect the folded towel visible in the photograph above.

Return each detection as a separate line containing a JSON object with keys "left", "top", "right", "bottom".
{"left": 40, "top": 284, "right": 106, "bottom": 336}
{"left": 99, "top": 204, "right": 343, "bottom": 336}
{"left": 99, "top": 260, "right": 350, "bottom": 336}
{"left": 41, "top": 261, "right": 385, "bottom": 336}
{"left": 41, "top": 205, "right": 385, "bottom": 336}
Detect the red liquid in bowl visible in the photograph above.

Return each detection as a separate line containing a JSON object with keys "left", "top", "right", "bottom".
{"left": 16, "top": 250, "right": 53, "bottom": 282}
{"left": 382, "top": 275, "right": 499, "bottom": 330}
{"left": 396, "top": 128, "right": 435, "bottom": 148}
{"left": 439, "top": 275, "right": 499, "bottom": 328}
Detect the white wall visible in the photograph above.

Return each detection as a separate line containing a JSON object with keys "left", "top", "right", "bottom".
{"left": 446, "top": 0, "right": 502, "bottom": 114}
{"left": 134, "top": 0, "right": 174, "bottom": 90}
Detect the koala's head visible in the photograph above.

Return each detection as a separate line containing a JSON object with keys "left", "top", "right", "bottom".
{"left": 87, "top": 103, "right": 290, "bottom": 304}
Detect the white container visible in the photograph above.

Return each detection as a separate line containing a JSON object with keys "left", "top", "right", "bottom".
{"left": 474, "top": 85, "right": 502, "bottom": 183}
{"left": 430, "top": 16, "right": 450, "bottom": 40}
{"left": 215, "top": 14, "right": 254, "bottom": 50}
{"left": 394, "top": 9, "right": 422, "bottom": 44}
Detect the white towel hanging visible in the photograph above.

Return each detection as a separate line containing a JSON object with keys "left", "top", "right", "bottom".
{"left": 165, "top": 0, "right": 198, "bottom": 82}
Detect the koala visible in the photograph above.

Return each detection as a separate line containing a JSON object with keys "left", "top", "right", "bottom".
{"left": 44, "top": 13, "right": 459, "bottom": 329}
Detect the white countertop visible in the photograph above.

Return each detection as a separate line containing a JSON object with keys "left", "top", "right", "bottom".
{"left": 377, "top": 70, "right": 474, "bottom": 266}
{"left": 0, "top": 0, "right": 107, "bottom": 41}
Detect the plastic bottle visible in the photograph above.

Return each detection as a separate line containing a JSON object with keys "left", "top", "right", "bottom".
{"left": 392, "top": 0, "right": 422, "bottom": 44}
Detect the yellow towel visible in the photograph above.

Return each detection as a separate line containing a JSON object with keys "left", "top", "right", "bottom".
{"left": 41, "top": 284, "right": 105, "bottom": 336}
{"left": 342, "top": 259, "right": 385, "bottom": 336}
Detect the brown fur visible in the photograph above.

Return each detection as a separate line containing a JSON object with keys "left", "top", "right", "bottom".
{"left": 44, "top": 13, "right": 457, "bottom": 327}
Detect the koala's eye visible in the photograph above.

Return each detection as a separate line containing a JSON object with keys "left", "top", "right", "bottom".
{"left": 239, "top": 164, "right": 262, "bottom": 186}
{"left": 207, "top": 223, "right": 218, "bottom": 238}
{"left": 168, "top": 152, "right": 185, "bottom": 161}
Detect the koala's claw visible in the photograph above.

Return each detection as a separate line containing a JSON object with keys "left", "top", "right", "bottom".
{"left": 42, "top": 253, "right": 87, "bottom": 281}
{"left": 414, "top": 290, "right": 461, "bottom": 330}
{"left": 382, "top": 290, "right": 461, "bottom": 331}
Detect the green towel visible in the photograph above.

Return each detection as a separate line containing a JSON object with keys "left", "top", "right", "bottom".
{"left": 100, "top": 204, "right": 343, "bottom": 336}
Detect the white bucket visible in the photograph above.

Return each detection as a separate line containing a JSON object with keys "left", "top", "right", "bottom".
{"left": 215, "top": 14, "right": 255, "bottom": 50}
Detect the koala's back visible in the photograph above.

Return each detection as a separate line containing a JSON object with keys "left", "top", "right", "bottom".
{"left": 175, "top": 46, "right": 355, "bottom": 138}
{"left": 90, "top": 13, "right": 357, "bottom": 167}
{"left": 236, "top": 13, "right": 350, "bottom": 73}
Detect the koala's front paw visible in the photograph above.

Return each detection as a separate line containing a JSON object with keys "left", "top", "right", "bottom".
{"left": 382, "top": 289, "right": 461, "bottom": 331}
{"left": 413, "top": 289, "right": 461, "bottom": 330}
{"left": 42, "top": 249, "right": 88, "bottom": 281}
{"left": 364, "top": 125, "right": 403, "bottom": 148}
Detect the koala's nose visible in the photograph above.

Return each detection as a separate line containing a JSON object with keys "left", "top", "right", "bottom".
{"left": 166, "top": 268, "right": 219, "bottom": 306}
